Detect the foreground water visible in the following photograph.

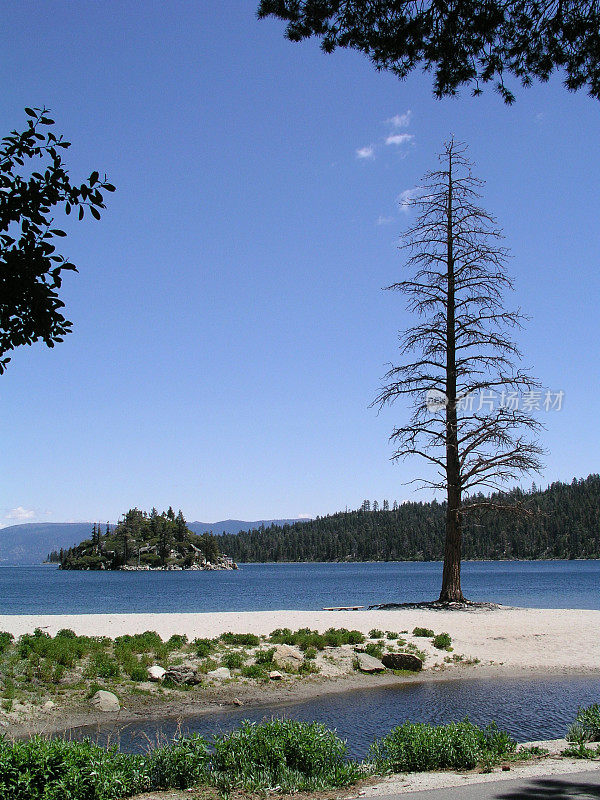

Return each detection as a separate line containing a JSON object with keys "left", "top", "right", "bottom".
{"left": 2, "top": 560, "right": 600, "bottom": 613}
{"left": 76, "top": 675, "right": 600, "bottom": 758}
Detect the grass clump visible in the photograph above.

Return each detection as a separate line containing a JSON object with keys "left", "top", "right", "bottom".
{"left": 567, "top": 704, "right": 600, "bottom": 743}
{"left": 369, "top": 720, "right": 516, "bottom": 773}
{"left": 211, "top": 719, "right": 364, "bottom": 791}
{"left": 221, "top": 651, "right": 246, "bottom": 670}
{"left": 220, "top": 632, "right": 260, "bottom": 647}
{"left": 364, "top": 642, "right": 384, "bottom": 660}
{"left": 369, "top": 629, "right": 384, "bottom": 639}
{"left": 193, "top": 638, "right": 213, "bottom": 658}
{"left": 413, "top": 627, "right": 435, "bottom": 637}
{"left": 255, "top": 648, "right": 276, "bottom": 665}
{"left": 433, "top": 632, "right": 452, "bottom": 650}
{"left": 241, "top": 664, "right": 268, "bottom": 679}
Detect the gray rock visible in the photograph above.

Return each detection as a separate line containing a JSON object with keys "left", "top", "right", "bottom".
{"left": 273, "top": 644, "right": 303, "bottom": 668}
{"left": 90, "top": 690, "right": 120, "bottom": 712}
{"left": 355, "top": 652, "right": 386, "bottom": 673}
{"left": 165, "top": 666, "right": 201, "bottom": 685}
{"left": 43, "top": 700, "right": 55, "bottom": 709}
{"left": 207, "top": 667, "right": 231, "bottom": 679}
{"left": 148, "top": 665, "right": 166, "bottom": 681}
{"left": 381, "top": 652, "right": 423, "bottom": 672}
{"left": 269, "top": 670, "right": 283, "bottom": 680}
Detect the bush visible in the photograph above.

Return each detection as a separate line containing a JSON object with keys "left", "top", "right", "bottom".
{"left": 413, "top": 627, "right": 435, "bottom": 637}
{"left": 255, "top": 648, "right": 276, "bottom": 664}
{"left": 146, "top": 734, "right": 210, "bottom": 789}
{"left": 364, "top": 643, "right": 384, "bottom": 659}
{"left": 211, "top": 719, "right": 363, "bottom": 791}
{"left": 0, "top": 632, "right": 14, "bottom": 654}
{"left": 369, "top": 720, "right": 515, "bottom": 773}
{"left": 127, "top": 664, "right": 149, "bottom": 682}
{"left": 220, "top": 632, "right": 260, "bottom": 646}
{"left": 386, "top": 631, "right": 399, "bottom": 640}
{"left": 432, "top": 633, "right": 452, "bottom": 650}
{"left": 166, "top": 634, "right": 188, "bottom": 650}
{"left": 87, "top": 652, "right": 120, "bottom": 679}
{"left": 369, "top": 629, "right": 384, "bottom": 639}
{"left": 241, "top": 664, "right": 268, "bottom": 679}
{"left": 193, "top": 638, "right": 213, "bottom": 658}
{"left": 303, "top": 646, "right": 317, "bottom": 660}
{"left": 222, "top": 651, "right": 246, "bottom": 670}
{"left": 567, "top": 704, "right": 600, "bottom": 743}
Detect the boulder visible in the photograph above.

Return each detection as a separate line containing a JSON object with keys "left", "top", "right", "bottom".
{"left": 355, "top": 652, "right": 386, "bottom": 673}
{"left": 148, "top": 665, "right": 166, "bottom": 682}
{"left": 165, "top": 666, "right": 201, "bottom": 685}
{"left": 90, "top": 690, "right": 120, "bottom": 712}
{"left": 381, "top": 652, "right": 423, "bottom": 672}
{"left": 206, "top": 667, "right": 231, "bottom": 679}
{"left": 43, "top": 700, "right": 55, "bottom": 709}
{"left": 273, "top": 644, "right": 303, "bottom": 669}
{"left": 269, "top": 670, "right": 283, "bottom": 680}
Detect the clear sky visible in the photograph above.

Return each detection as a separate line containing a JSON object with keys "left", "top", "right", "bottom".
{"left": 1, "top": 1, "right": 599, "bottom": 526}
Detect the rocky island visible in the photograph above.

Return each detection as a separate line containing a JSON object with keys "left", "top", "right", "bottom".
{"left": 58, "top": 507, "right": 237, "bottom": 571}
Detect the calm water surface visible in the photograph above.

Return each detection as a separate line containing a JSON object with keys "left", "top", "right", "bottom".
{"left": 78, "top": 676, "right": 600, "bottom": 758}
{"left": 2, "top": 560, "right": 600, "bottom": 613}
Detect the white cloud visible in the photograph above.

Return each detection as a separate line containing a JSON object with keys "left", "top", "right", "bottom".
{"left": 356, "top": 144, "right": 375, "bottom": 160}
{"left": 385, "top": 133, "right": 414, "bottom": 147}
{"left": 297, "top": 514, "right": 312, "bottom": 519}
{"left": 398, "top": 187, "right": 422, "bottom": 212}
{"left": 5, "top": 506, "right": 35, "bottom": 521}
{"left": 388, "top": 110, "right": 412, "bottom": 128}
{"left": 377, "top": 215, "right": 394, "bottom": 225}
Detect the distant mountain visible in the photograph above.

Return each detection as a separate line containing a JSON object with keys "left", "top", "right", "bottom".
{"left": 0, "top": 518, "right": 305, "bottom": 565}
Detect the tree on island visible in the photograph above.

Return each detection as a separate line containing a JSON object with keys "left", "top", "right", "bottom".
{"left": 374, "top": 139, "right": 544, "bottom": 602}
{"left": 0, "top": 107, "right": 114, "bottom": 374}
{"left": 257, "top": 0, "right": 600, "bottom": 103}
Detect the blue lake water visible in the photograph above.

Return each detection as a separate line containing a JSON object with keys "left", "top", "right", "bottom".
{"left": 79, "top": 675, "right": 600, "bottom": 758}
{"left": 1, "top": 560, "right": 600, "bottom": 614}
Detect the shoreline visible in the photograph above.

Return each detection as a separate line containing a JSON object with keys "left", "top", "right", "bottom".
{"left": 8, "top": 662, "right": 600, "bottom": 741}
{"left": 2, "top": 605, "right": 599, "bottom": 739}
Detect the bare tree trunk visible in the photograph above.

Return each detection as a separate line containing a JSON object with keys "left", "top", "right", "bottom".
{"left": 439, "top": 147, "right": 466, "bottom": 602}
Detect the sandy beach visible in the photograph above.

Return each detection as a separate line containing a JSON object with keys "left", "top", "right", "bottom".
{"left": 1, "top": 606, "right": 598, "bottom": 671}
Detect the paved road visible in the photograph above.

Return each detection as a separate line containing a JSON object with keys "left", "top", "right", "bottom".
{"left": 373, "top": 769, "right": 600, "bottom": 799}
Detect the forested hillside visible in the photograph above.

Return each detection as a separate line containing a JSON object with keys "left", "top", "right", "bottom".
{"left": 216, "top": 476, "right": 600, "bottom": 562}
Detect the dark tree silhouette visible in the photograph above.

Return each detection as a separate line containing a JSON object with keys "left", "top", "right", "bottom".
{"left": 0, "top": 107, "right": 115, "bottom": 373}
{"left": 257, "top": 0, "right": 600, "bottom": 103}
{"left": 374, "top": 139, "right": 544, "bottom": 601}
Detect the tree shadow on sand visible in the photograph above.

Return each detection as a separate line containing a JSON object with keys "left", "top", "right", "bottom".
{"left": 495, "top": 774, "right": 600, "bottom": 799}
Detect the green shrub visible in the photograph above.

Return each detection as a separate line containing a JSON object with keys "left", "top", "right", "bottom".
{"left": 87, "top": 652, "right": 120, "bottom": 679}
{"left": 369, "top": 629, "right": 384, "bottom": 639}
{"left": 146, "top": 734, "right": 210, "bottom": 789}
{"left": 211, "top": 719, "right": 363, "bottom": 791}
{"left": 222, "top": 651, "right": 246, "bottom": 670}
{"left": 567, "top": 704, "right": 600, "bottom": 743}
{"left": 197, "top": 658, "right": 219, "bottom": 674}
{"left": 303, "top": 646, "right": 317, "bottom": 660}
{"left": 369, "top": 720, "right": 516, "bottom": 773}
{"left": 166, "top": 634, "right": 188, "bottom": 650}
{"left": 268, "top": 628, "right": 295, "bottom": 645}
{"left": 255, "top": 648, "right": 276, "bottom": 664}
{"left": 432, "top": 632, "right": 452, "bottom": 650}
{"left": 298, "top": 659, "right": 320, "bottom": 675}
{"left": 127, "top": 664, "right": 149, "bottom": 682}
{"left": 56, "top": 628, "right": 77, "bottom": 639}
{"left": 0, "top": 632, "right": 14, "bottom": 654}
{"left": 220, "top": 632, "right": 260, "bottom": 646}
{"left": 386, "top": 631, "right": 399, "bottom": 640}
{"left": 364, "top": 643, "right": 384, "bottom": 659}
{"left": 241, "top": 664, "right": 268, "bottom": 679}
{"left": 193, "top": 638, "right": 213, "bottom": 658}
{"left": 413, "top": 627, "right": 435, "bottom": 637}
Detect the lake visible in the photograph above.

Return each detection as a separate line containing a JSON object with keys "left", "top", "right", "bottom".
{"left": 77, "top": 675, "right": 600, "bottom": 758}
{"left": 1, "top": 560, "right": 600, "bottom": 614}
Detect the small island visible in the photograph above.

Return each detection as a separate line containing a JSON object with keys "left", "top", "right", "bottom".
{"left": 57, "top": 507, "right": 237, "bottom": 571}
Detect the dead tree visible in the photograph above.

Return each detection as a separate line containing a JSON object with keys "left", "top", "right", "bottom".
{"left": 375, "top": 139, "right": 544, "bottom": 602}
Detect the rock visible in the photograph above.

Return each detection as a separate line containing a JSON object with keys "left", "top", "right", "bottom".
{"left": 355, "top": 652, "right": 386, "bottom": 673}
{"left": 90, "top": 690, "right": 120, "bottom": 712}
{"left": 206, "top": 667, "right": 231, "bottom": 679}
{"left": 148, "top": 665, "right": 166, "bottom": 681}
{"left": 273, "top": 644, "right": 303, "bottom": 668}
{"left": 381, "top": 653, "right": 423, "bottom": 672}
{"left": 165, "top": 666, "right": 202, "bottom": 685}
{"left": 269, "top": 670, "right": 283, "bottom": 680}
{"left": 232, "top": 697, "right": 243, "bottom": 706}
{"left": 43, "top": 700, "right": 55, "bottom": 709}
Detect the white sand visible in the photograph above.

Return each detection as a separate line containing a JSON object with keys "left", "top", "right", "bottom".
{"left": 0, "top": 607, "right": 597, "bottom": 670}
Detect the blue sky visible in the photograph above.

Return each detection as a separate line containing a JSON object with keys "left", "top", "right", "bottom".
{"left": 1, "top": 1, "right": 599, "bottom": 526}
